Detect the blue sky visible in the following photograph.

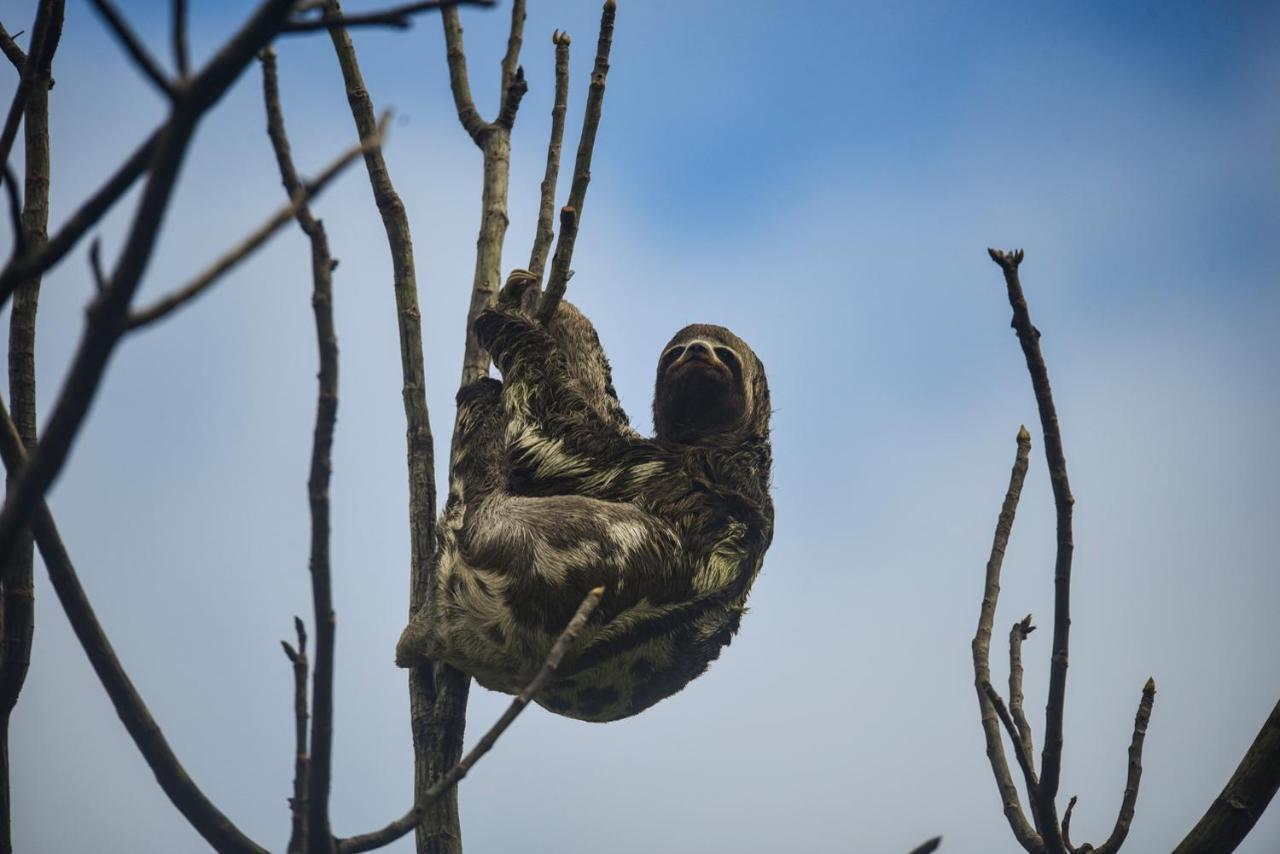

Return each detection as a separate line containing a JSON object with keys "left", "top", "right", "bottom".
{"left": 4, "top": 1, "right": 1279, "bottom": 852}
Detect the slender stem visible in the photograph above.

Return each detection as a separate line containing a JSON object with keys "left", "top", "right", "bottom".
{"left": 0, "top": 0, "right": 56, "bottom": 191}
{"left": 87, "top": 0, "right": 177, "bottom": 99}
{"left": 0, "top": 0, "right": 300, "bottom": 580}
{"left": 1093, "top": 678, "right": 1156, "bottom": 854}
{"left": 320, "top": 6, "right": 446, "bottom": 852}
{"left": 0, "top": 398, "right": 267, "bottom": 854}
{"left": 1008, "top": 614, "right": 1037, "bottom": 773}
{"left": 334, "top": 588, "right": 603, "bottom": 854}
{"left": 126, "top": 116, "right": 384, "bottom": 331}
{"left": 172, "top": 0, "right": 190, "bottom": 78}
{"left": 971, "top": 425, "right": 1041, "bottom": 852}
{"left": 0, "top": 126, "right": 159, "bottom": 312}
{"left": 0, "top": 8, "right": 61, "bottom": 851}
{"left": 0, "top": 24, "right": 25, "bottom": 72}
{"left": 989, "top": 247, "right": 1076, "bottom": 852}
{"left": 440, "top": 7, "right": 486, "bottom": 143}
{"left": 280, "top": 1, "right": 495, "bottom": 34}
{"left": 528, "top": 31, "right": 570, "bottom": 281}
{"left": 537, "top": 0, "right": 615, "bottom": 323}
{"left": 983, "top": 680, "right": 1043, "bottom": 831}
{"left": 261, "top": 46, "right": 340, "bottom": 854}
{"left": 283, "top": 620, "right": 310, "bottom": 854}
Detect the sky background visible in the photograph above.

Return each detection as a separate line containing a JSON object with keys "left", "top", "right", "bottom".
{"left": 3, "top": 1, "right": 1279, "bottom": 852}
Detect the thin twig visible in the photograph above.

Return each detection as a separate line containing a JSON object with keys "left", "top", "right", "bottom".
{"left": 0, "top": 8, "right": 60, "bottom": 844}
{"left": 1, "top": 164, "right": 22, "bottom": 259}
{"left": 1093, "top": 678, "right": 1156, "bottom": 854}
{"left": 261, "top": 45, "right": 341, "bottom": 853}
{"left": 1008, "top": 614, "right": 1037, "bottom": 772}
{"left": 536, "top": 205, "right": 576, "bottom": 324}
{"left": 334, "top": 587, "right": 604, "bottom": 853}
{"left": 87, "top": 0, "right": 177, "bottom": 99}
{"left": 1062, "top": 795, "right": 1079, "bottom": 853}
{"left": 0, "top": 24, "right": 25, "bottom": 72}
{"left": 983, "top": 680, "right": 1043, "bottom": 831}
{"left": 0, "top": 0, "right": 300, "bottom": 619}
{"left": 171, "top": 0, "right": 189, "bottom": 78}
{"left": 0, "top": 398, "right": 267, "bottom": 853}
{"left": 989, "top": 247, "right": 1077, "bottom": 851}
{"left": 537, "top": 0, "right": 616, "bottom": 323}
{"left": 528, "top": 30, "right": 570, "bottom": 281}
{"left": 906, "top": 838, "right": 943, "bottom": 854}
{"left": 320, "top": 5, "right": 446, "bottom": 851}
{"left": 498, "top": 0, "right": 525, "bottom": 105}
{"left": 282, "top": 618, "right": 310, "bottom": 854}
{"left": 125, "top": 114, "right": 384, "bottom": 331}
{"left": 88, "top": 238, "right": 107, "bottom": 292}
{"left": 971, "top": 424, "right": 1041, "bottom": 853}
{"left": 1172, "top": 696, "right": 1280, "bottom": 854}
{"left": 0, "top": 126, "right": 160, "bottom": 312}
{"left": 0, "top": 1, "right": 57, "bottom": 190}
{"left": 442, "top": 0, "right": 527, "bottom": 385}
{"left": 281, "top": 0, "right": 494, "bottom": 34}
{"left": 440, "top": 5, "right": 486, "bottom": 142}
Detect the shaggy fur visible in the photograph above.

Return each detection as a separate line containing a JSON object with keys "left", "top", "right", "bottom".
{"left": 396, "top": 284, "right": 773, "bottom": 722}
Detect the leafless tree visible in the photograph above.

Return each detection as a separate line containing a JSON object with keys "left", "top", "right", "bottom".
{"left": 0, "top": 2, "right": 1274, "bottom": 853}
{"left": 971, "top": 248, "right": 1280, "bottom": 854}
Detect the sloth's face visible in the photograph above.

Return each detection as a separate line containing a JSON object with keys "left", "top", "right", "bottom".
{"left": 654, "top": 336, "right": 750, "bottom": 442}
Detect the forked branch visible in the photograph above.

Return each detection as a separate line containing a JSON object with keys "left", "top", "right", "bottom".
{"left": 334, "top": 587, "right": 604, "bottom": 853}
{"left": 978, "top": 249, "right": 1158, "bottom": 854}
{"left": 537, "top": 0, "right": 616, "bottom": 324}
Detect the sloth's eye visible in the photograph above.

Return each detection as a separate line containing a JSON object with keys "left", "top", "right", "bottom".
{"left": 660, "top": 346, "right": 685, "bottom": 369}
{"left": 714, "top": 347, "right": 742, "bottom": 378}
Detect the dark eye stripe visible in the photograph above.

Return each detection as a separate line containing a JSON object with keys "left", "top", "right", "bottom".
{"left": 714, "top": 347, "right": 743, "bottom": 379}
{"left": 660, "top": 346, "right": 685, "bottom": 368}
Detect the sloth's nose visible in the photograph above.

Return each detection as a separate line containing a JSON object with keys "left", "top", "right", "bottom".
{"left": 686, "top": 341, "right": 711, "bottom": 359}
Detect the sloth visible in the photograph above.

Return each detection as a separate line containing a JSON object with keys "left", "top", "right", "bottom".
{"left": 396, "top": 279, "right": 773, "bottom": 722}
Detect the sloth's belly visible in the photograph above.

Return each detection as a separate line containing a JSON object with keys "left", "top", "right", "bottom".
{"left": 431, "top": 553, "right": 743, "bottom": 722}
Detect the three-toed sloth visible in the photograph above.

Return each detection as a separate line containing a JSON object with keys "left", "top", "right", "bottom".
{"left": 396, "top": 280, "right": 773, "bottom": 722}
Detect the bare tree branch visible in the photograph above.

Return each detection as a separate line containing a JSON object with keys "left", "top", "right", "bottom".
{"left": 171, "top": 0, "right": 190, "bottom": 79}
{"left": 442, "top": 0, "right": 527, "bottom": 385}
{"left": 0, "top": 1, "right": 57, "bottom": 190}
{"left": 1172, "top": 697, "right": 1280, "bottom": 854}
{"left": 989, "top": 247, "right": 1076, "bottom": 851}
{"left": 0, "top": 164, "right": 21, "bottom": 260}
{"left": 318, "top": 5, "right": 447, "bottom": 852}
{"left": 906, "top": 838, "right": 942, "bottom": 854}
{"left": 528, "top": 30, "right": 570, "bottom": 281}
{"left": 126, "top": 112, "right": 386, "bottom": 331}
{"left": 282, "top": 619, "right": 310, "bottom": 854}
{"left": 0, "top": 9, "right": 60, "bottom": 842}
{"left": 261, "top": 45, "right": 341, "bottom": 854}
{"left": 0, "top": 398, "right": 267, "bottom": 854}
{"left": 1008, "top": 614, "right": 1037, "bottom": 773}
{"left": 0, "top": 0, "right": 299, "bottom": 628}
{"left": 983, "top": 680, "right": 1043, "bottom": 831}
{"left": 0, "top": 126, "right": 159, "bottom": 311}
{"left": 440, "top": 6, "right": 487, "bottom": 143}
{"left": 334, "top": 587, "right": 604, "bottom": 854}
{"left": 1093, "top": 678, "right": 1156, "bottom": 854}
{"left": 1062, "top": 796, "right": 1079, "bottom": 853}
{"left": 536, "top": 205, "right": 576, "bottom": 325}
{"left": 87, "top": 0, "right": 177, "bottom": 99}
{"left": 971, "top": 424, "right": 1041, "bottom": 852}
{"left": 537, "top": 0, "right": 616, "bottom": 323}
{"left": 0, "top": 24, "right": 24, "bottom": 73}
{"left": 281, "top": 0, "right": 495, "bottom": 34}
